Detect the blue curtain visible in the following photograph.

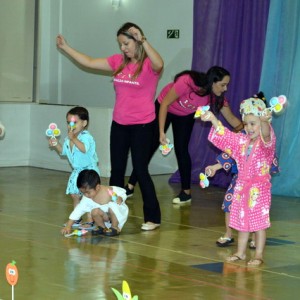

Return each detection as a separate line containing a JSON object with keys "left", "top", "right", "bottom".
{"left": 170, "top": 0, "right": 270, "bottom": 188}
{"left": 260, "top": 0, "right": 300, "bottom": 197}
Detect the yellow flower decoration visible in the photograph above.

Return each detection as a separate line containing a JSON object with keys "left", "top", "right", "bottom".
{"left": 260, "top": 163, "right": 269, "bottom": 175}
{"left": 216, "top": 121, "right": 225, "bottom": 135}
{"left": 225, "top": 148, "right": 232, "bottom": 156}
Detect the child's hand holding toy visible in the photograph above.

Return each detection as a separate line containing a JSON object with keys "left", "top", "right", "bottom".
{"left": 46, "top": 123, "right": 61, "bottom": 146}
{"left": 108, "top": 188, "right": 122, "bottom": 204}
{"left": 204, "top": 165, "right": 219, "bottom": 178}
{"left": 261, "top": 95, "right": 287, "bottom": 121}
{"left": 199, "top": 172, "right": 210, "bottom": 188}
{"left": 69, "top": 116, "right": 77, "bottom": 131}
{"left": 194, "top": 105, "right": 210, "bottom": 118}
{"left": 265, "top": 95, "right": 287, "bottom": 114}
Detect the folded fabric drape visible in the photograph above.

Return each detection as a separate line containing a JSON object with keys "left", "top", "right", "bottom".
{"left": 170, "top": 0, "right": 270, "bottom": 188}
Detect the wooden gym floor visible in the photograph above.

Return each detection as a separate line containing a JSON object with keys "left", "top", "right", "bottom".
{"left": 0, "top": 167, "right": 299, "bottom": 299}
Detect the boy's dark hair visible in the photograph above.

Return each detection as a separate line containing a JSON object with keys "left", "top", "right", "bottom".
{"left": 66, "top": 106, "right": 89, "bottom": 125}
{"left": 77, "top": 169, "right": 101, "bottom": 189}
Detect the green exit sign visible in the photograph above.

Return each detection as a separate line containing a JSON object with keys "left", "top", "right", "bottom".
{"left": 167, "top": 29, "right": 180, "bottom": 39}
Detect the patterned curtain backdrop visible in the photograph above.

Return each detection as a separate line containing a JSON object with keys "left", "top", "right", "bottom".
{"left": 260, "top": 0, "right": 300, "bottom": 197}
{"left": 169, "top": 0, "right": 270, "bottom": 188}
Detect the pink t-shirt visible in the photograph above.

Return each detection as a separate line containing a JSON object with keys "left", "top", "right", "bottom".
{"left": 107, "top": 54, "right": 160, "bottom": 125}
{"left": 157, "top": 74, "right": 229, "bottom": 116}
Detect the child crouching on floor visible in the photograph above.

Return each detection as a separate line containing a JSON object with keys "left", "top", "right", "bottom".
{"left": 61, "top": 169, "right": 129, "bottom": 237}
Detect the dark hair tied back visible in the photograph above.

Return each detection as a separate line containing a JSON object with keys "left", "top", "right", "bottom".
{"left": 206, "top": 66, "right": 230, "bottom": 115}
{"left": 174, "top": 70, "right": 208, "bottom": 98}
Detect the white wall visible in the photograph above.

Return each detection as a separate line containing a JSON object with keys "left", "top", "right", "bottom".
{"left": 38, "top": 0, "right": 194, "bottom": 107}
{"left": 0, "top": 103, "right": 177, "bottom": 177}
{"left": 0, "top": 0, "right": 35, "bottom": 102}
{"left": 0, "top": 103, "right": 112, "bottom": 175}
{"left": 0, "top": 0, "right": 193, "bottom": 177}
{"left": 0, "top": 104, "right": 30, "bottom": 166}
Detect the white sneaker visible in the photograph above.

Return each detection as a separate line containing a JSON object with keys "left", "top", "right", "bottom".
{"left": 141, "top": 223, "right": 160, "bottom": 231}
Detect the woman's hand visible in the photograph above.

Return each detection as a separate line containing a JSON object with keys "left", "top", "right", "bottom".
{"left": 56, "top": 34, "right": 68, "bottom": 50}
{"left": 159, "top": 132, "right": 167, "bottom": 145}
{"left": 128, "top": 26, "right": 143, "bottom": 42}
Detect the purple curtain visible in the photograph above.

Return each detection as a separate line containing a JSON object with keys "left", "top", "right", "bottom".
{"left": 170, "top": 0, "right": 270, "bottom": 188}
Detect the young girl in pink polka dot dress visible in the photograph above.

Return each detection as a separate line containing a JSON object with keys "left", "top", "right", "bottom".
{"left": 201, "top": 98, "right": 276, "bottom": 266}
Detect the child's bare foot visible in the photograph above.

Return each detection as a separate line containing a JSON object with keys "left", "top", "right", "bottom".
{"left": 79, "top": 222, "right": 95, "bottom": 230}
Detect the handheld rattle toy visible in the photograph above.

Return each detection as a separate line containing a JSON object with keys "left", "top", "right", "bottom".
{"left": 159, "top": 138, "right": 174, "bottom": 155}
{"left": 194, "top": 105, "right": 210, "bottom": 118}
{"left": 64, "top": 229, "right": 88, "bottom": 237}
{"left": 108, "top": 188, "right": 118, "bottom": 202}
{"left": 199, "top": 172, "right": 210, "bottom": 188}
{"left": 6, "top": 260, "right": 19, "bottom": 300}
{"left": 69, "top": 116, "right": 77, "bottom": 131}
{"left": 46, "top": 123, "right": 61, "bottom": 146}
{"left": 266, "top": 95, "right": 287, "bottom": 114}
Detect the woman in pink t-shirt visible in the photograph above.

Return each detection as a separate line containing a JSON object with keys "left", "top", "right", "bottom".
{"left": 125, "top": 67, "right": 243, "bottom": 204}
{"left": 56, "top": 22, "right": 163, "bottom": 231}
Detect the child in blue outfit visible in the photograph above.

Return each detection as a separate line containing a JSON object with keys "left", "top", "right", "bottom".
{"left": 48, "top": 106, "right": 100, "bottom": 227}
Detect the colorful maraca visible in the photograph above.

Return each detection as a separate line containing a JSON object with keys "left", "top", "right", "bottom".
{"left": 199, "top": 172, "right": 209, "bottom": 188}
{"left": 265, "top": 95, "right": 287, "bottom": 114}
{"left": 64, "top": 229, "right": 88, "bottom": 237}
{"left": 69, "top": 116, "right": 77, "bottom": 131}
{"left": 46, "top": 123, "right": 61, "bottom": 146}
{"left": 108, "top": 188, "right": 118, "bottom": 201}
{"left": 159, "top": 138, "right": 174, "bottom": 155}
{"left": 194, "top": 105, "right": 210, "bottom": 118}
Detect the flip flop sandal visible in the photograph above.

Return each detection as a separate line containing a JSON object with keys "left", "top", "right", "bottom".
{"left": 247, "top": 258, "right": 264, "bottom": 266}
{"left": 226, "top": 255, "right": 245, "bottom": 262}
{"left": 249, "top": 240, "right": 256, "bottom": 249}
{"left": 79, "top": 222, "right": 96, "bottom": 231}
{"left": 91, "top": 226, "right": 106, "bottom": 236}
{"left": 103, "top": 227, "right": 120, "bottom": 237}
{"left": 216, "top": 236, "right": 235, "bottom": 247}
